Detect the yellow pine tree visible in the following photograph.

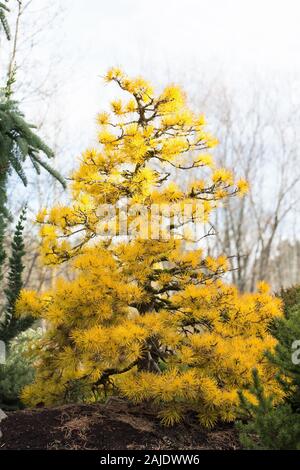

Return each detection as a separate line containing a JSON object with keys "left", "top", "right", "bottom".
{"left": 16, "top": 68, "right": 283, "bottom": 427}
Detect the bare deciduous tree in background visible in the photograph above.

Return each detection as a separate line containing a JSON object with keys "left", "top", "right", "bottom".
{"left": 188, "top": 74, "right": 300, "bottom": 291}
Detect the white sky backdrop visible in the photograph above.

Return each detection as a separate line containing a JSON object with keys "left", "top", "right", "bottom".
{"left": 3, "top": 0, "right": 300, "bottom": 216}
{"left": 31, "top": 0, "right": 300, "bottom": 167}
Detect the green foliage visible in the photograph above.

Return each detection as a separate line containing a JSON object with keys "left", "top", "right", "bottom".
{"left": 238, "top": 291, "right": 300, "bottom": 449}
{"left": 237, "top": 369, "right": 300, "bottom": 449}
{"left": 0, "top": 69, "right": 66, "bottom": 223}
{"left": 0, "top": 207, "right": 34, "bottom": 344}
{"left": 0, "top": 96, "right": 66, "bottom": 202}
{"left": 0, "top": 1, "right": 10, "bottom": 40}
{"left": 0, "top": 328, "right": 42, "bottom": 410}
{"left": 0, "top": 213, "right": 6, "bottom": 282}
{"left": 267, "top": 303, "right": 300, "bottom": 408}
{"left": 0, "top": 209, "right": 35, "bottom": 409}
{"left": 278, "top": 285, "right": 300, "bottom": 316}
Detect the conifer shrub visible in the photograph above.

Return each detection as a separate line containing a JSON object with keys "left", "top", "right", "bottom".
{"left": 16, "top": 69, "right": 283, "bottom": 426}
{"left": 278, "top": 285, "right": 300, "bottom": 316}
{"left": 0, "top": 209, "right": 37, "bottom": 409}
{"left": 0, "top": 328, "right": 42, "bottom": 410}
{"left": 237, "top": 369, "right": 300, "bottom": 449}
{"left": 0, "top": 207, "right": 34, "bottom": 343}
{"left": 237, "top": 293, "right": 300, "bottom": 448}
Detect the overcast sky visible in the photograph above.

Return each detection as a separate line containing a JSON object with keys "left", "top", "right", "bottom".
{"left": 30, "top": 0, "right": 297, "bottom": 159}
{"left": 63, "top": 0, "right": 300, "bottom": 71}
{"left": 6, "top": 0, "right": 299, "bottom": 183}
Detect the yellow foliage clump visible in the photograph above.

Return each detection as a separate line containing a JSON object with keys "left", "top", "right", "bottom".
{"left": 17, "top": 69, "right": 281, "bottom": 426}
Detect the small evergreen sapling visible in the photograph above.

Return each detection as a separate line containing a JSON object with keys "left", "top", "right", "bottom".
{"left": 0, "top": 328, "right": 42, "bottom": 410}
{"left": 237, "top": 294, "right": 300, "bottom": 449}
{"left": 0, "top": 207, "right": 34, "bottom": 343}
{"left": 0, "top": 208, "right": 36, "bottom": 409}
{"left": 237, "top": 369, "right": 300, "bottom": 449}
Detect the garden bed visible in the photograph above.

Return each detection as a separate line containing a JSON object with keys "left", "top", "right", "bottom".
{"left": 0, "top": 399, "right": 240, "bottom": 450}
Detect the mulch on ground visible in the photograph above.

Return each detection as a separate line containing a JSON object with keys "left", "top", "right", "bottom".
{"left": 0, "top": 399, "right": 240, "bottom": 450}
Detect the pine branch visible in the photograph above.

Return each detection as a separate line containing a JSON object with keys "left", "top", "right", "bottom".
{"left": 0, "top": 99, "right": 66, "bottom": 191}
{"left": 30, "top": 152, "right": 66, "bottom": 188}
{"left": 9, "top": 149, "right": 28, "bottom": 186}
{"left": 0, "top": 2, "right": 10, "bottom": 40}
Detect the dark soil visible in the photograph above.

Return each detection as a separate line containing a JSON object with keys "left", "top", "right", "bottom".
{"left": 0, "top": 399, "right": 240, "bottom": 450}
